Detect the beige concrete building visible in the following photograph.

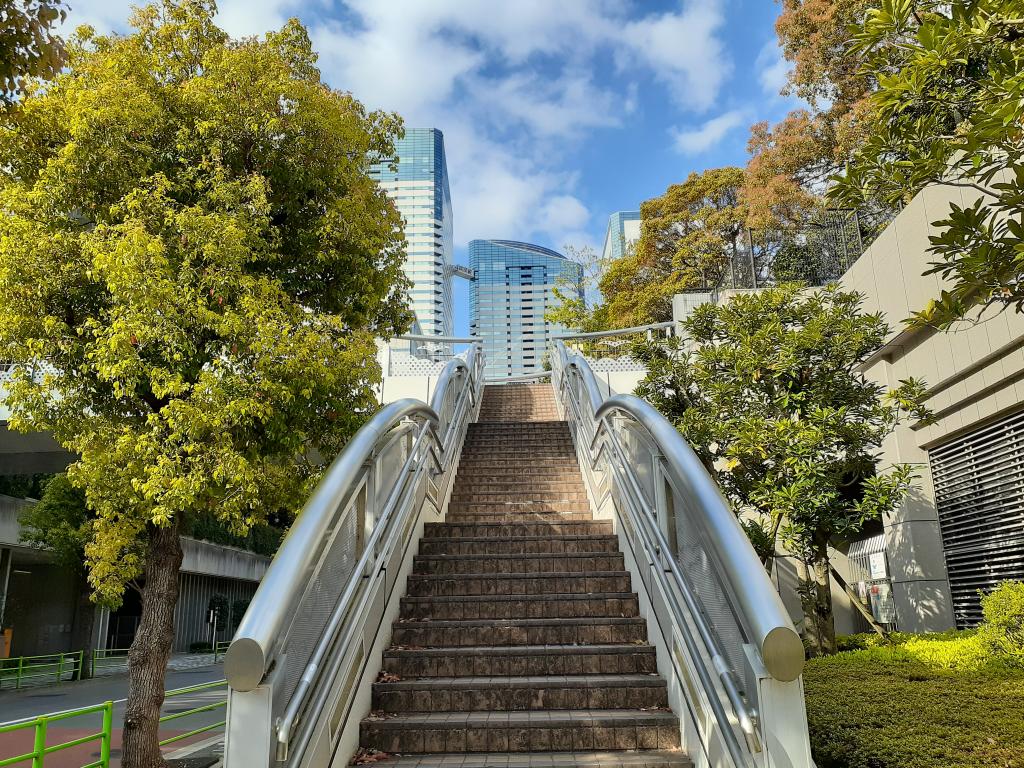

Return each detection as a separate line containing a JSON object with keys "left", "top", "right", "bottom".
{"left": 839, "top": 181, "right": 1024, "bottom": 632}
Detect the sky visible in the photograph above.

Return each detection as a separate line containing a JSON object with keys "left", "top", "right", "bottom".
{"left": 61, "top": 0, "right": 798, "bottom": 335}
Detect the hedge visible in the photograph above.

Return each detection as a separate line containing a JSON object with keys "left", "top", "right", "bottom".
{"left": 805, "top": 649, "right": 1024, "bottom": 767}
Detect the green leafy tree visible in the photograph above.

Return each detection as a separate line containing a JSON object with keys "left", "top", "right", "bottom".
{"left": 18, "top": 474, "right": 106, "bottom": 678}
{"left": 0, "top": 0, "right": 67, "bottom": 103}
{"left": 832, "top": 0, "right": 1024, "bottom": 326}
{"left": 601, "top": 167, "right": 747, "bottom": 327}
{"left": 0, "top": 2, "right": 410, "bottom": 765}
{"left": 633, "top": 284, "right": 929, "bottom": 655}
{"left": 545, "top": 244, "right": 609, "bottom": 333}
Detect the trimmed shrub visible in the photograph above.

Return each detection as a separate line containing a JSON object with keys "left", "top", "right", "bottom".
{"left": 805, "top": 654, "right": 1024, "bottom": 768}
{"left": 978, "top": 580, "right": 1024, "bottom": 665}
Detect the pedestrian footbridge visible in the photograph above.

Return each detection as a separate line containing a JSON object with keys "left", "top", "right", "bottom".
{"left": 222, "top": 334, "right": 812, "bottom": 768}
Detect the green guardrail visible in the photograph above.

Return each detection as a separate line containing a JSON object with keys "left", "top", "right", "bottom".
{"left": 158, "top": 679, "right": 228, "bottom": 748}
{"left": 0, "top": 701, "right": 113, "bottom": 768}
{"left": 90, "top": 648, "right": 129, "bottom": 676}
{"left": 0, "top": 652, "right": 84, "bottom": 690}
{"left": 0, "top": 680, "right": 227, "bottom": 767}
{"left": 213, "top": 640, "right": 231, "bottom": 663}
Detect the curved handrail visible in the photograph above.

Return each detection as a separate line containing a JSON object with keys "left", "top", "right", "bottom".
{"left": 552, "top": 321, "right": 675, "bottom": 341}
{"left": 225, "top": 396, "right": 440, "bottom": 690}
{"left": 552, "top": 339, "right": 810, "bottom": 767}
{"left": 596, "top": 394, "right": 804, "bottom": 682}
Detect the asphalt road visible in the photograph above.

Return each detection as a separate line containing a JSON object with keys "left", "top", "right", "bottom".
{"left": 0, "top": 664, "right": 226, "bottom": 767}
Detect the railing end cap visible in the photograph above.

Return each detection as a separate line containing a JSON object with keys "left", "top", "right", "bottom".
{"left": 762, "top": 626, "right": 805, "bottom": 682}
{"left": 224, "top": 637, "right": 265, "bottom": 692}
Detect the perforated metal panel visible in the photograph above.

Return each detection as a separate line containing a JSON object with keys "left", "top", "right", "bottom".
{"left": 930, "top": 408, "right": 1024, "bottom": 628}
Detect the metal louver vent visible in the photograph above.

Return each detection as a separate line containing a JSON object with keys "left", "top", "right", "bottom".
{"left": 930, "top": 408, "right": 1024, "bottom": 628}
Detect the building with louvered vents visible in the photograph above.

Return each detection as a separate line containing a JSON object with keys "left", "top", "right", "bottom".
{"left": 832, "top": 175, "right": 1024, "bottom": 633}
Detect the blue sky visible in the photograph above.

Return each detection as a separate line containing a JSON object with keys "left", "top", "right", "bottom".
{"left": 64, "top": 0, "right": 797, "bottom": 335}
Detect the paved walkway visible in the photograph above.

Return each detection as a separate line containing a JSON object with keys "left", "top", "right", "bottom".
{"left": 0, "top": 662, "right": 226, "bottom": 767}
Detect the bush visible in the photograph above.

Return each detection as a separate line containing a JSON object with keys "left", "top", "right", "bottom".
{"left": 978, "top": 580, "right": 1024, "bottom": 665}
{"left": 805, "top": 654, "right": 1024, "bottom": 768}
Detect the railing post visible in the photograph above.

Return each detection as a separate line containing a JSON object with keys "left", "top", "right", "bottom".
{"left": 31, "top": 717, "right": 47, "bottom": 768}
{"left": 17, "top": 655, "right": 23, "bottom": 689}
{"left": 100, "top": 701, "right": 114, "bottom": 768}
{"left": 57, "top": 653, "right": 63, "bottom": 684}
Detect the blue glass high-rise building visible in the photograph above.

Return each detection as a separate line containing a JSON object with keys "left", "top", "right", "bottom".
{"left": 601, "top": 210, "right": 641, "bottom": 264}
{"left": 470, "top": 240, "right": 583, "bottom": 379}
{"left": 369, "top": 129, "right": 454, "bottom": 340}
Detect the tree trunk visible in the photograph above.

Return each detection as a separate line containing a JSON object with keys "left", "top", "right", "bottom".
{"left": 70, "top": 572, "right": 96, "bottom": 679}
{"left": 797, "top": 535, "right": 837, "bottom": 656}
{"left": 122, "top": 521, "right": 183, "bottom": 768}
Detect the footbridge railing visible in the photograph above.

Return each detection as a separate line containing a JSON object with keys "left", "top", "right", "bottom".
{"left": 551, "top": 338, "right": 812, "bottom": 768}
{"left": 223, "top": 345, "right": 484, "bottom": 768}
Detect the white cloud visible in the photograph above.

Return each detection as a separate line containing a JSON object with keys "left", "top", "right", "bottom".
{"left": 755, "top": 39, "right": 790, "bottom": 97}
{"left": 670, "top": 109, "right": 748, "bottom": 154}
{"left": 59, "top": 0, "right": 734, "bottom": 253}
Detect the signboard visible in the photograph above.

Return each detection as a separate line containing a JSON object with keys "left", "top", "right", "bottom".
{"left": 868, "top": 551, "right": 888, "bottom": 580}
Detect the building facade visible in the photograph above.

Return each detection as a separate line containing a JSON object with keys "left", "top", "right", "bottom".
{"left": 469, "top": 240, "right": 583, "bottom": 379}
{"left": 601, "top": 210, "right": 641, "bottom": 264}
{"left": 369, "top": 128, "right": 454, "bottom": 340}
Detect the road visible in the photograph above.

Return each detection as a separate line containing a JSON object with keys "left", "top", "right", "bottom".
{"left": 0, "top": 664, "right": 226, "bottom": 767}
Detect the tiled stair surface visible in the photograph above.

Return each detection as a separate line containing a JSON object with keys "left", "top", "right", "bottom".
{"left": 360, "top": 384, "right": 689, "bottom": 768}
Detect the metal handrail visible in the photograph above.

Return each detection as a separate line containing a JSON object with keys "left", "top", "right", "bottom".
{"left": 225, "top": 344, "right": 483, "bottom": 768}
{"left": 552, "top": 340, "right": 806, "bottom": 767}
{"left": 398, "top": 334, "right": 481, "bottom": 344}
{"left": 553, "top": 321, "right": 675, "bottom": 341}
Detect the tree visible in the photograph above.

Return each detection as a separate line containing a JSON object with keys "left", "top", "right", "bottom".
{"left": 18, "top": 474, "right": 107, "bottom": 678}
{"left": 633, "top": 284, "right": 929, "bottom": 655}
{"left": 831, "top": 0, "right": 1024, "bottom": 327}
{"left": 743, "top": 0, "right": 894, "bottom": 241}
{"left": 0, "top": 2, "right": 410, "bottom": 765}
{"left": 0, "top": 0, "right": 67, "bottom": 103}
{"left": 600, "top": 167, "right": 747, "bottom": 327}
{"left": 545, "top": 244, "right": 609, "bottom": 333}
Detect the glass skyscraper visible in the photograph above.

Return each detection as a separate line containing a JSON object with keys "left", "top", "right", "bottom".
{"left": 469, "top": 240, "right": 583, "bottom": 379}
{"left": 369, "top": 129, "right": 454, "bottom": 341}
{"left": 601, "top": 210, "right": 641, "bottom": 264}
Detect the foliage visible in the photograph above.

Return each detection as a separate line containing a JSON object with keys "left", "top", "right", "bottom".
{"left": 978, "top": 580, "right": 1024, "bottom": 665}
{"left": 0, "top": 1, "right": 410, "bottom": 604}
{"left": 0, "top": 0, "right": 67, "bottom": 103}
{"left": 0, "top": 473, "right": 50, "bottom": 499}
{"left": 600, "top": 168, "right": 746, "bottom": 327}
{"left": 633, "top": 284, "right": 929, "bottom": 654}
{"left": 181, "top": 510, "right": 283, "bottom": 557}
{"left": 744, "top": 0, "right": 890, "bottom": 235}
{"left": 17, "top": 474, "right": 94, "bottom": 572}
{"left": 831, "top": 0, "right": 1024, "bottom": 327}
{"left": 544, "top": 244, "right": 609, "bottom": 333}
{"left": 804, "top": 652, "right": 1024, "bottom": 768}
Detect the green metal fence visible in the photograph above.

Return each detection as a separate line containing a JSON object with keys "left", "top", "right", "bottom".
{"left": 0, "top": 680, "right": 227, "bottom": 767}
{"left": 0, "top": 652, "right": 83, "bottom": 690}
{"left": 158, "top": 679, "right": 228, "bottom": 748}
{"left": 0, "top": 702, "right": 113, "bottom": 768}
{"left": 90, "top": 648, "right": 130, "bottom": 676}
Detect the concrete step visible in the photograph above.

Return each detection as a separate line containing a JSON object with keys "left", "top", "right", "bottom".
{"left": 405, "top": 572, "right": 631, "bottom": 597}
{"left": 447, "top": 500, "right": 592, "bottom": 514}
{"left": 398, "top": 592, "right": 640, "bottom": 620}
{"left": 444, "top": 512, "right": 595, "bottom": 524}
{"left": 412, "top": 552, "right": 625, "bottom": 575}
{"left": 450, "top": 491, "right": 589, "bottom": 504}
{"left": 452, "top": 471, "right": 584, "bottom": 483}
{"left": 359, "top": 709, "right": 680, "bottom": 753}
{"left": 381, "top": 644, "right": 659, "bottom": 678}
{"left": 390, "top": 617, "right": 648, "bottom": 647}
{"left": 418, "top": 535, "right": 619, "bottom": 556}
{"left": 423, "top": 521, "right": 612, "bottom": 538}
{"left": 367, "top": 750, "right": 691, "bottom": 768}
{"left": 451, "top": 481, "right": 586, "bottom": 494}
{"left": 372, "top": 674, "right": 669, "bottom": 713}
{"left": 455, "top": 459, "right": 580, "bottom": 470}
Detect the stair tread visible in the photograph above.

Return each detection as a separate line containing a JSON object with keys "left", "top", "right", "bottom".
{"left": 384, "top": 644, "right": 654, "bottom": 656}
{"left": 374, "top": 675, "right": 666, "bottom": 690}
{"left": 402, "top": 592, "right": 636, "bottom": 603}
{"left": 366, "top": 750, "right": 690, "bottom": 768}
{"left": 362, "top": 710, "right": 677, "bottom": 727}
{"left": 416, "top": 553, "right": 614, "bottom": 561}
{"left": 391, "top": 617, "right": 643, "bottom": 628}
{"left": 410, "top": 571, "right": 627, "bottom": 579}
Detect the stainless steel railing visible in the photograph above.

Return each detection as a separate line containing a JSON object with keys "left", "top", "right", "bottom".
{"left": 224, "top": 344, "right": 484, "bottom": 768}
{"left": 551, "top": 339, "right": 811, "bottom": 768}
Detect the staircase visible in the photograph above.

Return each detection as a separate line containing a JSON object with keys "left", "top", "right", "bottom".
{"left": 359, "top": 383, "right": 689, "bottom": 768}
